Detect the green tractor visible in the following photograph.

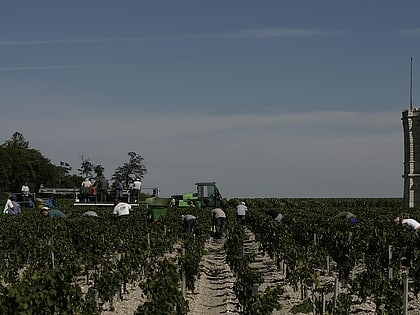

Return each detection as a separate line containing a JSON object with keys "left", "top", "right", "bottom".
{"left": 146, "top": 181, "right": 223, "bottom": 221}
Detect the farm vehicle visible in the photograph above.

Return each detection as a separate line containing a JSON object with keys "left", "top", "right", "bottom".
{"left": 36, "top": 186, "right": 159, "bottom": 207}
{"left": 147, "top": 181, "right": 224, "bottom": 221}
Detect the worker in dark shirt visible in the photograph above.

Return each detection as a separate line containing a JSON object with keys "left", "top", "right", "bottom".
{"left": 40, "top": 206, "right": 65, "bottom": 218}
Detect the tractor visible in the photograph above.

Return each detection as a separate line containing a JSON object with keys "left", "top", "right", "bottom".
{"left": 146, "top": 181, "right": 223, "bottom": 221}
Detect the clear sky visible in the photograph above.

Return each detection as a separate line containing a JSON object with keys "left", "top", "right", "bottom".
{"left": 1, "top": 1, "right": 419, "bottom": 198}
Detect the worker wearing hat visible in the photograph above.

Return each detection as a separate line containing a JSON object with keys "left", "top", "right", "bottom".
{"left": 236, "top": 201, "right": 248, "bottom": 225}
{"left": 182, "top": 214, "right": 197, "bottom": 234}
{"left": 3, "top": 194, "right": 21, "bottom": 215}
{"left": 40, "top": 206, "right": 65, "bottom": 218}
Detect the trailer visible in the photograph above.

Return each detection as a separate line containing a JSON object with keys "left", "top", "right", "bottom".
{"left": 37, "top": 186, "right": 159, "bottom": 207}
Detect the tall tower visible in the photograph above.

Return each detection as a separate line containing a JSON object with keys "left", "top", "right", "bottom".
{"left": 402, "top": 58, "right": 420, "bottom": 208}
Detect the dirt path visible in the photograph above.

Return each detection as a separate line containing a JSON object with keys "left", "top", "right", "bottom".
{"left": 185, "top": 229, "right": 303, "bottom": 315}
{"left": 186, "top": 236, "right": 240, "bottom": 315}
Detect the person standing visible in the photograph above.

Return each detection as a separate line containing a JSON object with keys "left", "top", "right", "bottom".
{"left": 236, "top": 201, "right": 247, "bottom": 224}
{"left": 96, "top": 175, "right": 109, "bottom": 203}
{"left": 21, "top": 182, "right": 30, "bottom": 203}
{"left": 81, "top": 178, "right": 92, "bottom": 202}
{"left": 113, "top": 199, "right": 131, "bottom": 220}
{"left": 3, "top": 194, "right": 21, "bottom": 215}
{"left": 132, "top": 179, "right": 142, "bottom": 202}
{"left": 182, "top": 214, "right": 197, "bottom": 234}
{"left": 212, "top": 208, "right": 226, "bottom": 238}
{"left": 114, "top": 179, "right": 124, "bottom": 200}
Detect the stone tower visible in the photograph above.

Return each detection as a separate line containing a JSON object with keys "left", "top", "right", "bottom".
{"left": 402, "top": 109, "right": 420, "bottom": 208}
{"left": 402, "top": 58, "right": 420, "bottom": 208}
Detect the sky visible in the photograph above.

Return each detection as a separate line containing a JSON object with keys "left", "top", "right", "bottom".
{"left": 1, "top": 0, "right": 419, "bottom": 199}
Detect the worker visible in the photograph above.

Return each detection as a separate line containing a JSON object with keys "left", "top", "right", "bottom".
{"left": 394, "top": 216, "right": 420, "bottom": 232}
{"left": 113, "top": 199, "right": 131, "bottom": 220}
{"left": 21, "top": 182, "right": 30, "bottom": 204}
{"left": 236, "top": 201, "right": 247, "bottom": 224}
{"left": 268, "top": 210, "right": 283, "bottom": 223}
{"left": 182, "top": 214, "right": 197, "bottom": 234}
{"left": 3, "top": 194, "right": 21, "bottom": 215}
{"left": 212, "top": 208, "right": 226, "bottom": 238}
{"left": 132, "top": 179, "right": 142, "bottom": 202}
{"left": 114, "top": 179, "right": 124, "bottom": 200}
{"left": 81, "top": 178, "right": 92, "bottom": 202}
{"left": 40, "top": 206, "right": 65, "bottom": 218}
{"left": 338, "top": 211, "right": 358, "bottom": 225}
{"left": 83, "top": 211, "right": 99, "bottom": 217}
{"left": 96, "top": 175, "right": 109, "bottom": 203}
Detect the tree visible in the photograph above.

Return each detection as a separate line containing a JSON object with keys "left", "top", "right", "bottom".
{"left": 78, "top": 155, "right": 94, "bottom": 179}
{"left": 112, "top": 152, "right": 147, "bottom": 185}
{"left": 94, "top": 165, "right": 105, "bottom": 177}
{"left": 4, "top": 132, "right": 29, "bottom": 149}
{"left": 0, "top": 133, "right": 62, "bottom": 192}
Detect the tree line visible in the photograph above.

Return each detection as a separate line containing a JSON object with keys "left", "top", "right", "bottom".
{"left": 0, "top": 132, "right": 147, "bottom": 193}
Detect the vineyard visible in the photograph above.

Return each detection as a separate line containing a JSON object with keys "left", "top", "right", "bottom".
{"left": 0, "top": 197, "right": 420, "bottom": 314}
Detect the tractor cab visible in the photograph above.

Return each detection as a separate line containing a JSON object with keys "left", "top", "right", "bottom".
{"left": 195, "top": 182, "right": 223, "bottom": 208}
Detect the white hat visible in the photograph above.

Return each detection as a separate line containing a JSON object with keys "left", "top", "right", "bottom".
{"left": 41, "top": 206, "right": 50, "bottom": 211}
{"left": 241, "top": 202, "right": 246, "bottom": 205}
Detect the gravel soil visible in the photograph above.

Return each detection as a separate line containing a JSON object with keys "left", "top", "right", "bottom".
{"left": 97, "top": 228, "right": 420, "bottom": 314}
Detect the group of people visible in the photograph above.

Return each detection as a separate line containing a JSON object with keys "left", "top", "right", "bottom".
{"left": 182, "top": 201, "right": 283, "bottom": 238}
{"left": 39, "top": 198, "right": 132, "bottom": 219}
{"left": 182, "top": 201, "right": 242, "bottom": 238}
{"left": 6, "top": 189, "right": 420, "bottom": 237}
{"left": 81, "top": 175, "right": 111, "bottom": 203}
{"left": 336, "top": 211, "right": 420, "bottom": 234}
{"left": 181, "top": 201, "right": 245, "bottom": 238}
{"left": 80, "top": 176, "right": 142, "bottom": 203}
{"left": 4, "top": 182, "right": 35, "bottom": 209}
{"left": 3, "top": 190, "right": 134, "bottom": 220}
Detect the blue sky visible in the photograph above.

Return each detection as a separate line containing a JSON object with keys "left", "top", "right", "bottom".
{"left": 1, "top": 1, "right": 419, "bottom": 198}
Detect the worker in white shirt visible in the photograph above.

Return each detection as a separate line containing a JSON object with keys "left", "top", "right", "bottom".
{"left": 113, "top": 199, "right": 131, "bottom": 220}
{"left": 394, "top": 216, "right": 420, "bottom": 232}
{"left": 132, "top": 179, "right": 142, "bottom": 202}
{"left": 236, "top": 201, "right": 247, "bottom": 224}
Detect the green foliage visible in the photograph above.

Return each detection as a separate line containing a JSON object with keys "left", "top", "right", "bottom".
{"left": 112, "top": 151, "right": 147, "bottom": 183}
{"left": 336, "top": 293, "right": 352, "bottom": 315}
{"left": 78, "top": 155, "right": 94, "bottom": 178}
{"left": 136, "top": 259, "right": 188, "bottom": 315}
{"left": 0, "top": 196, "right": 418, "bottom": 314}
{"left": 0, "top": 264, "right": 84, "bottom": 314}
{"left": 244, "top": 286, "right": 283, "bottom": 315}
{"left": 290, "top": 299, "right": 312, "bottom": 313}
{"left": 0, "top": 132, "right": 149, "bottom": 193}
{"left": 245, "top": 198, "right": 419, "bottom": 313}
{"left": 0, "top": 132, "right": 71, "bottom": 192}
